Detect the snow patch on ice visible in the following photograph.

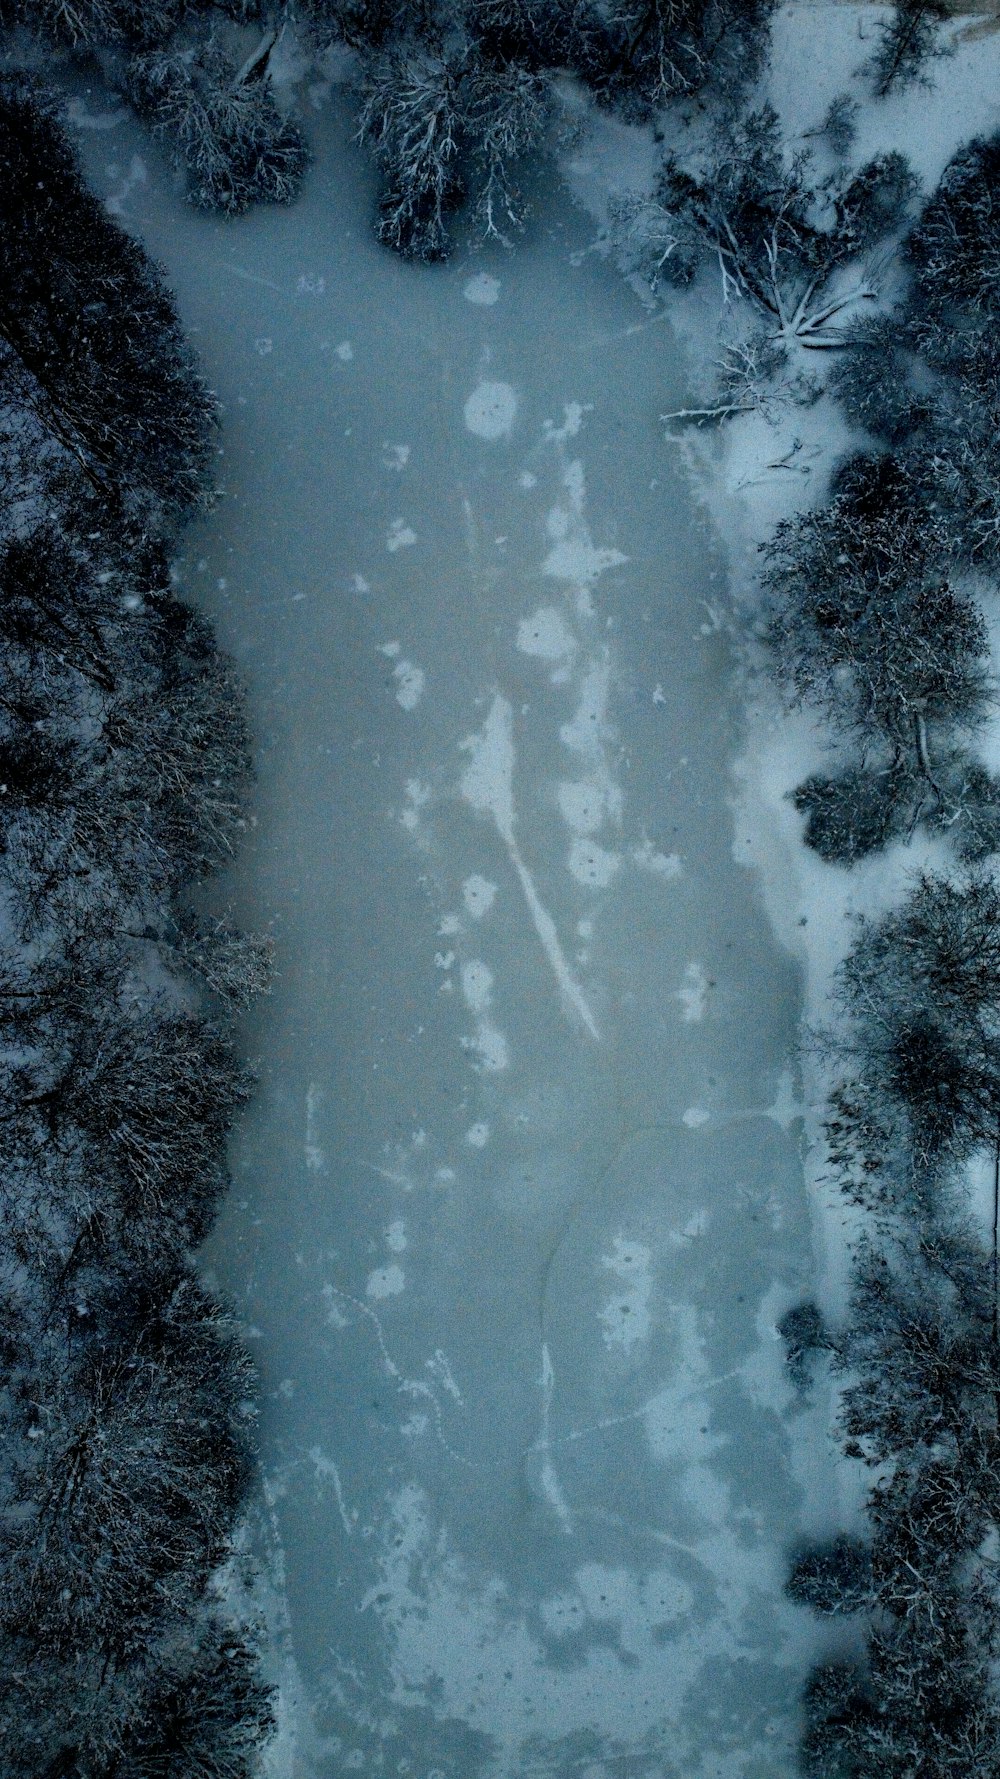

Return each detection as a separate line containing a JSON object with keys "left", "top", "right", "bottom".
{"left": 386, "top": 519, "right": 417, "bottom": 552}
{"left": 462, "top": 1018, "right": 510, "bottom": 1073}
{"left": 465, "top": 1122, "right": 490, "bottom": 1148}
{"left": 464, "top": 380, "right": 517, "bottom": 440}
{"left": 460, "top": 959, "right": 493, "bottom": 1014}
{"left": 632, "top": 834, "right": 682, "bottom": 880}
{"left": 366, "top": 1264, "right": 405, "bottom": 1300}
{"left": 461, "top": 874, "right": 497, "bottom": 920}
{"left": 399, "top": 778, "right": 430, "bottom": 833}
{"left": 675, "top": 962, "right": 708, "bottom": 1022}
{"left": 516, "top": 605, "right": 577, "bottom": 663}
{"left": 393, "top": 659, "right": 425, "bottom": 710}
{"left": 463, "top": 272, "right": 501, "bottom": 305}
{"left": 599, "top": 1237, "right": 653, "bottom": 1353}
{"left": 385, "top": 1220, "right": 407, "bottom": 1253}
{"left": 305, "top": 1082, "right": 326, "bottom": 1174}
{"left": 568, "top": 838, "right": 620, "bottom": 889}
{"left": 682, "top": 1106, "right": 710, "bottom": 1129}
{"left": 383, "top": 443, "right": 410, "bottom": 470}
{"left": 544, "top": 401, "right": 593, "bottom": 442}
{"left": 334, "top": 340, "right": 353, "bottom": 361}
{"left": 558, "top": 780, "right": 608, "bottom": 835}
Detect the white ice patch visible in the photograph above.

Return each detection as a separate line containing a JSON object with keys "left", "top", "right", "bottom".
{"left": 682, "top": 1106, "right": 710, "bottom": 1129}
{"left": 295, "top": 273, "right": 326, "bottom": 295}
{"left": 351, "top": 573, "right": 371, "bottom": 594}
{"left": 305, "top": 1081, "right": 326, "bottom": 1174}
{"left": 676, "top": 962, "right": 708, "bottom": 1022}
{"left": 385, "top": 1220, "right": 407, "bottom": 1253}
{"left": 632, "top": 835, "right": 682, "bottom": 880}
{"left": 568, "top": 839, "right": 620, "bottom": 889}
{"left": 599, "top": 1236, "right": 653, "bottom": 1353}
{"left": 366, "top": 1264, "right": 405, "bottom": 1300}
{"left": 516, "top": 605, "right": 577, "bottom": 664}
{"left": 465, "top": 1122, "right": 490, "bottom": 1148}
{"left": 542, "top": 461, "right": 628, "bottom": 588}
{"left": 461, "top": 959, "right": 494, "bottom": 1014}
{"left": 386, "top": 519, "right": 417, "bottom": 552}
{"left": 463, "top": 1018, "right": 510, "bottom": 1073}
{"left": 400, "top": 778, "right": 430, "bottom": 833}
{"left": 543, "top": 402, "right": 592, "bottom": 442}
{"left": 463, "top": 272, "right": 501, "bottom": 305}
{"left": 334, "top": 340, "right": 353, "bottom": 361}
{"left": 560, "top": 657, "right": 615, "bottom": 765}
{"left": 378, "top": 640, "right": 401, "bottom": 656}
{"left": 383, "top": 443, "right": 410, "bottom": 470}
{"left": 393, "top": 660, "right": 425, "bottom": 710}
{"left": 459, "top": 695, "right": 515, "bottom": 839}
{"left": 557, "top": 781, "right": 608, "bottom": 835}
{"left": 462, "top": 874, "right": 497, "bottom": 920}
{"left": 464, "top": 380, "right": 517, "bottom": 440}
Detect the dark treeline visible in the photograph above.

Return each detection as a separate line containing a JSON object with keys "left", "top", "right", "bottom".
{"left": 770, "top": 132, "right": 1000, "bottom": 1776}
{"left": 0, "top": 76, "right": 274, "bottom": 1773}
{"left": 1, "top": 0, "right": 775, "bottom": 251}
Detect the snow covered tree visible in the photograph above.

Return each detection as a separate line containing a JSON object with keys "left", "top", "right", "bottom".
{"left": 598, "top": 0, "right": 774, "bottom": 114}
{"left": 834, "top": 872, "right": 1000, "bottom": 1167}
{"left": 0, "top": 76, "right": 217, "bottom": 522}
{"left": 0, "top": 1274, "right": 255, "bottom": 1663}
{"left": 127, "top": 31, "right": 308, "bottom": 213}
{"left": 863, "top": 0, "right": 952, "bottom": 99}
{"left": 787, "top": 1536, "right": 872, "bottom": 1615}
{"left": 763, "top": 453, "right": 993, "bottom": 858}
{"left": 616, "top": 107, "right": 916, "bottom": 347}
{"left": 356, "top": 40, "right": 548, "bottom": 258}
{"left": 0, "top": 79, "right": 273, "bottom": 1771}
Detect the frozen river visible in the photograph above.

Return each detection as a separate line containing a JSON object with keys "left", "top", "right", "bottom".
{"left": 77, "top": 89, "right": 820, "bottom": 1779}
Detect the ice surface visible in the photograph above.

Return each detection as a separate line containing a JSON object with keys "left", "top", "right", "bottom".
{"left": 73, "top": 91, "right": 825, "bottom": 1779}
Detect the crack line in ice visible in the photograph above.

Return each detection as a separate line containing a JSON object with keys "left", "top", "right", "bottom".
{"left": 323, "top": 1284, "right": 483, "bottom": 1471}
{"left": 459, "top": 694, "right": 599, "bottom": 1040}
{"left": 536, "top": 1342, "right": 574, "bottom": 1534}
{"left": 528, "top": 1364, "right": 743, "bottom": 1455}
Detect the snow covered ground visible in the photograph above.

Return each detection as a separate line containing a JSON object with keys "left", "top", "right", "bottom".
{"left": 59, "top": 28, "right": 965, "bottom": 1776}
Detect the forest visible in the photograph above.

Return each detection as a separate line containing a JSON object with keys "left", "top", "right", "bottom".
{"left": 1, "top": 0, "right": 999, "bottom": 1773}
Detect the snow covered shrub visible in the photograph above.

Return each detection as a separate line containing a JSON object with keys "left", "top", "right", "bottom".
{"left": 128, "top": 33, "right": 308, "bottom": 213}
{"left": 0, "top": 76, "right": 217, "bottom": 521}
{"left": 908, "top": 135, "right": 1000, "bottom": 319}
{"left": 616, "top": 106, "right": 917, "bottom": 347}
{"left": 778, "top": 1298, "right": 831, "bottom": 1388}
{"left": 828, "top": 313, "right": 932, "bottom": 444}
{"left": 764, "top": 453, "right": 990, "bottom": 784}
{"left": 791, "top": 763, "right": 919, "bottom": 865}
{"left": 835, "top": 872, "right": 1000, "bottom": 1165}
{"left": 786, "top": 1536, "right": 872, "bottom": 1614}
{"left": 796, "top": 1230, "right": 1000, "bottom": 1779}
